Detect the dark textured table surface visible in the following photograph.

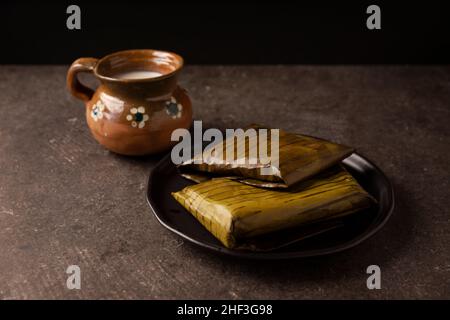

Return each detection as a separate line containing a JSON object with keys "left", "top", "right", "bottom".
{"left": 0, "top": 65, "right": 449, "bottom": 299}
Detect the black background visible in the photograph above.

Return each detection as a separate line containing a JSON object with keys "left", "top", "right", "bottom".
{"left": 1, "top": 300, "right": 448, "bottom": 318}
{"left": 0, "top": 0, "right": 449, "bottom": 64}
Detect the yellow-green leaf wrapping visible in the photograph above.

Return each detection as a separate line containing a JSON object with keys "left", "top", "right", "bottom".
{"left": 179, "top": 125, "right": 354, "bottom": 188}
{"left": 172, "top": 166, "right": 375, "bottom": 249}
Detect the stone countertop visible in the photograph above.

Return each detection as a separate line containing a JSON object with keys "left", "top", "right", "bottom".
{"left": 0, "top": 65, "right": 449, "bottom": 299}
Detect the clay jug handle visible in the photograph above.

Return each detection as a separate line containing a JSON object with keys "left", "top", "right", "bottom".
{"left": 66, "top": 57, "right": 99, "bottom": 102}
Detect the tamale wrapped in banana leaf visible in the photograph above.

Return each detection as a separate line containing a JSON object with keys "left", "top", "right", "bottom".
{"left": 178, "top": 125, "right": 354, "bottom": 188}
{"left": 172, "top": 166, "right": 375, "bottom": 249}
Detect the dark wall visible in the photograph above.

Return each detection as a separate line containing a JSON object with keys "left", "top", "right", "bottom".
{"left": 1, "top": 0, "right": 449, "bottom": 64}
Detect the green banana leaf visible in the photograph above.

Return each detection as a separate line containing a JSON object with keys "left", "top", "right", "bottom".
{"left": 172, "top": 166, "right": 375, "bottom": 250}
{"left": 179, "top": 125, "right": 354, "bottom": 188}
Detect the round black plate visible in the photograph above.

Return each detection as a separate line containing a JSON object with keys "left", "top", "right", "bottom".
{"left": 146, "top": 153, "right": 394, "bottom": 259}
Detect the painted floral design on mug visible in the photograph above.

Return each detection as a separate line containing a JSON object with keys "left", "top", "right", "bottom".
{"left": 165, "top": 97, "right": 183, "bottom": 119}
{"left": 91, "top": 100, "right": 106, "bottom": 122}
{"left": 126, "top": 106, "right": 149, "bottom": 128}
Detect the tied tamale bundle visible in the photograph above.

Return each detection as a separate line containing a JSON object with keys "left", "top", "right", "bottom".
{"left": 178, "top": 125, "right": 354, "bottom": 188}
{"left": 172, "top": 166, "right": 375, "bottom": 249}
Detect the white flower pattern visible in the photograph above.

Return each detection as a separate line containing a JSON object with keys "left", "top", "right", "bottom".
{"left": 126, "top": 106, "right": 149, "bottom": 129}
{"left": 91, "top": 100, "right": 105, "bottom": 122}
{"left": 165, "top": 97, "right": 183, "bottom": 119}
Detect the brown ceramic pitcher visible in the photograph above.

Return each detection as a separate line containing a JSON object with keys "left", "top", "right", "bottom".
{"left": 67, "top": 49, "right": 192, "bottom": 155}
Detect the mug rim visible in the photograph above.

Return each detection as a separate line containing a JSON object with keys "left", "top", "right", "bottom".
{"left": 94, "top": 49, "right": 184, "bottom": 83}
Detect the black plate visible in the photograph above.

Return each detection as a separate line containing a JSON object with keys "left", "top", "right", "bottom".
{"left": 146, "top": 153, "right": 394, "bottom": 259}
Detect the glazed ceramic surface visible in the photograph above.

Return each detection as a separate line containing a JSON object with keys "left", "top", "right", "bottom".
{"left": 67, "top": 49, "right": 192, "bottom": 155}
{"left": 147, "top": 153, "right": 394, "bottom": 259}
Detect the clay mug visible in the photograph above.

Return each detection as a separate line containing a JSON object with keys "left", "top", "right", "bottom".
{"left": 67, "top": 49, "right": 192, "bottom": 155}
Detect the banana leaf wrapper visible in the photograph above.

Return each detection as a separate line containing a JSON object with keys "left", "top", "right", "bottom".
{"left": 178, "top": 126, "right": 354, "bottom": 188}
{"left": 172, "top": 166, "right": 375, "bottom": 250}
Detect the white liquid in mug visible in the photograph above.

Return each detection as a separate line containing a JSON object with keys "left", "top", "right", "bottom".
{"left": 114, "top": 70, "right": 163, "bottom": 80}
